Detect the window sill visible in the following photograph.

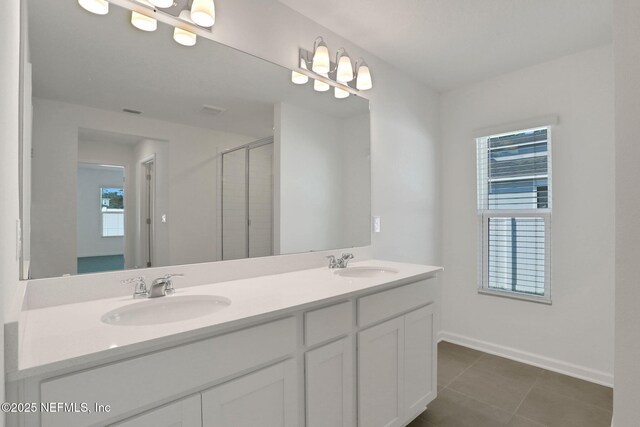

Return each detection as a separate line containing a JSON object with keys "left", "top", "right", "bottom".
{"left": 478, "top": 288, "right": 552, "bottom": 305}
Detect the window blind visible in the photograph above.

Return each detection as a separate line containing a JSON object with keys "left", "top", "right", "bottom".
{"left": 477, "top": 127, "right": 551, "bottom": 300}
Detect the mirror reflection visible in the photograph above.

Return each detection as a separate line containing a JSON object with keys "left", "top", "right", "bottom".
{"left": 22, "top": 0, "right": 371, "bottom": 279}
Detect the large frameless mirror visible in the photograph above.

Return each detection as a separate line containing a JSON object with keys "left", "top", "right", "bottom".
{"left": 20, "top": 0, "right": 371, "bottom": 280}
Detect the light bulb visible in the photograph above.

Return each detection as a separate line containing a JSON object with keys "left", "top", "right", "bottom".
{"left": 291, "top": 58, "right": 309, "bottom": 85}
{"left": 78, "top": 0, "right": 109, "bottom": 15}
{"left": 356, "top": 63, "right": 372, "bottom": 90}
{"left": 312, "top": 40, "right": 330, "bottom": 74}
{"left": 314, "top": 74, "right": 330, "bottom": 92}
{"left": 131, "top": 11, "right": 157, "bottom": 32}
{"left": 191, "top": 0, "right": 215, "bottom": 27}
{"left": 336, "top": 52, "right": 354, "bottom": 83}
{"left": 334, "top": 86, "right": 350, "bottom": 99}
{"left": 174, "top": 10, "right": 197, "bottom": 46}
{"left": 174, "top": 27, "right": 197, "bottom": 46}
{"left": 148, "top": 0, "right": 173, "bottom": 8}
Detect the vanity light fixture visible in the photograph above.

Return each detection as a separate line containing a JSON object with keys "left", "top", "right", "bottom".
{"left": 173, "top": 10, "right": 197, "bottom": 46}
{"left": 293, "top": 36, "right": 373, "bottom": 97}
{"left": 78, "top": 0, "right": 109, "bottom": 15}
{"left": 78, "top": 1, "right": 216, "bottom": 48}
{"left": 131, "top": 10, "right": 158, "bottom": 32}
{"left": 191, "top": 0, "right": 216, "bottom": 28}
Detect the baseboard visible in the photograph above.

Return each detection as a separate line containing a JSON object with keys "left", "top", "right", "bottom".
{"left": 438, "top": 331, "right": 614, "bottom": 387}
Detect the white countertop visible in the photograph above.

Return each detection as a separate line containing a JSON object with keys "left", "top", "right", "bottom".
{"left": 14, "top": 260, "right": 442, "bottom": 380}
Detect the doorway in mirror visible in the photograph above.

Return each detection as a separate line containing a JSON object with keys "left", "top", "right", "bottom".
{"left": 77, "top": 163, "right": 126, "bottom": 274}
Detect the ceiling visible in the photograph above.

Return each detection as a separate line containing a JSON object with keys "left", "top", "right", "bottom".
{"left": 278, "top": 0, "right": 613, "bottom": 91}
{"left": 28, "top": 0, "right": 368, "bottom": 139}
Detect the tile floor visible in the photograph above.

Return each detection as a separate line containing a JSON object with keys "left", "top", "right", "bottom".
{"left": 409, "top": 341, "right": 613, "bottom": 427}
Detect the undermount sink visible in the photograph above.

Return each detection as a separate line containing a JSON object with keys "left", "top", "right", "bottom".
{"left": 334, "top": 266, "right": 399, "bottom": 278}
{"left": 101, "top": 295, "right": 231, "bottom": 326}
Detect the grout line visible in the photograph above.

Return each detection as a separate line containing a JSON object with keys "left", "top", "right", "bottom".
{"left": 512, "top": 376, "right": 540, "bottom": 416}
{"left": 440, "top": 352, "right": 486, "bottom": 390}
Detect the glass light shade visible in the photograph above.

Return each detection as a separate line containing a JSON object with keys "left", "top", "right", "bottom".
{"left": 336, "top": 54, "right": 354, "bottom": 83}
{"left": 78, "top": 0, "right": 109, "bottom": 15}
{"left": 191, "top": 0, "right": 215, "bottom": 27}
{"left": 148, "top": 0, "right": 174, "bottom": 8}
{"left": 313, "top": 75, "right": 330, "bottom": 92}
{"left": 334, "top": 86, "right": 350, "bottom": 99}
{"left": 312, "top": 43, "right": 330, "bottom": 74}
{"left": 356, "top": 64, "right": 373, "bottom": 90}
{"left": 174, "top": 27, "right": 197, "bottom": 46}
{"left": 291, "top": 58, "right": 309, "bottom": 85}
{"left": 131, "top": 11, "right": 157, "bottom": 32}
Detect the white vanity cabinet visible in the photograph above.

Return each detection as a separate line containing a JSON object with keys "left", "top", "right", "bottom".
{"left": 202, "top": 360, "right": 297, "bottom": 427}
{"left": 10, "top": 275, "right": 439, "bottom": 427}
{"left": 357, "top": 305, "right": 436, "bottom": 427}
{"left": 305, "top": 337, "right": 355, "bottom": 427}
{"left": 356, "top": 280, "right": 437, "bottom": 427}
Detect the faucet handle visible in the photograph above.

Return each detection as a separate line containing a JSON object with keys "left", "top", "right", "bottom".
{"left": 337, "top": 253, "right": 354, "bottom": 268}
{"left": 122, "top": 277, "right": 148, "bottom": 298}
{"left": 326, "top": 255, "right": 338, "bottom": 269}
{"left": 161, "top": 273, "right": 183, "bottom": 295}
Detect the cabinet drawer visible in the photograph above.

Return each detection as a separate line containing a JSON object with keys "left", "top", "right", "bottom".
{"left": 305, "top": 301, "right": 353, "bottom": 346}
{"left": 40, "top": 317, "right": 296, "bottom": 427}
{"left": 358, "top": 280, "right": 434, "bottom": 327}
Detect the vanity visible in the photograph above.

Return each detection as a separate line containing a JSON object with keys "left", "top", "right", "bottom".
{"left": 7, "top": 260, "right": 442, "bottom": 427}
{"left": 11, "top": 1, "right": 442, "bottom": 426}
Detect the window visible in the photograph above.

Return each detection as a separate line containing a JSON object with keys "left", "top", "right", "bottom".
{"left": 101, "top": 187, "right": 124, "bottom": 237}
{"left": 476, "top": 126, "right": 551, "bottom": 303}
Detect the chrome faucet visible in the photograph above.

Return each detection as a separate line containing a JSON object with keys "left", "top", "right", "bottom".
{"left": 148, "top": 274, "right": 183, "bottom": 298}
{"left": 327, "top": 253, "right": 354, "bottom": 269}
{"left": 122, "top": 274, "right": 183, "bottom": 299}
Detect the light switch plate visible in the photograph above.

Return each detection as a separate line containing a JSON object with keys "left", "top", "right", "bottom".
{"left": 373, "top": 216, "right": 381, "bottom": 233}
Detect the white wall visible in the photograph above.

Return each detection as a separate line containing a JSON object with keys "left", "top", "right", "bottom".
{"left": 275, "top": 103, "right": 371, "bottom": 253}
{"left": 613, "top": 0, "right": 640, "bottom": 423}
{"left": 341, "top": 113, "right": 371, "bottom": 248}
{"left": 441, "top": 45, "right": 615, "bottom": 385}
{"left": 276, "top": 102, "right": 345, "bottom": 253}
{"left": 77, "top": 166, "right": 125, "bottom": 258}
{"left": 30, "top": 98, "right": 252, "bottom": 278}
{"left": 0, "top": 0, "right": 21, "bottom": 418}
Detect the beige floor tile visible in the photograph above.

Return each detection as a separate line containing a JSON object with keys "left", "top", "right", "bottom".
{"left": 422, "top": 388, "right": 512, "bottom": 427}
{"left": 536, "top": 370, "right": 613, "bottom": 411}
{"left": 516, "top": 386, "right": 613, "bottom": 427}
{"left": 447, "top": 364, "right": 535, "bottom": 413}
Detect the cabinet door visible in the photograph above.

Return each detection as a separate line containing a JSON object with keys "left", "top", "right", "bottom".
{"left": 202, "top": 360, "right": 296, "bottom": 427}
{"left": 404, "top": 305, "right": 436, "bottom": 417}
{"left": 306, "top": 337, "right": 354, "bottom": 427}
{"left": 109, "top": 395, "right": 201, "bottom": 427}
{"left": 358, "top": 317, "right": 404, "bottom": 427}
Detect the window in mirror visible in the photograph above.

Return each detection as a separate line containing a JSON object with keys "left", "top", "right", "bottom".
{"left": 101, "top": 187, "right": 125, "bottom": 237}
